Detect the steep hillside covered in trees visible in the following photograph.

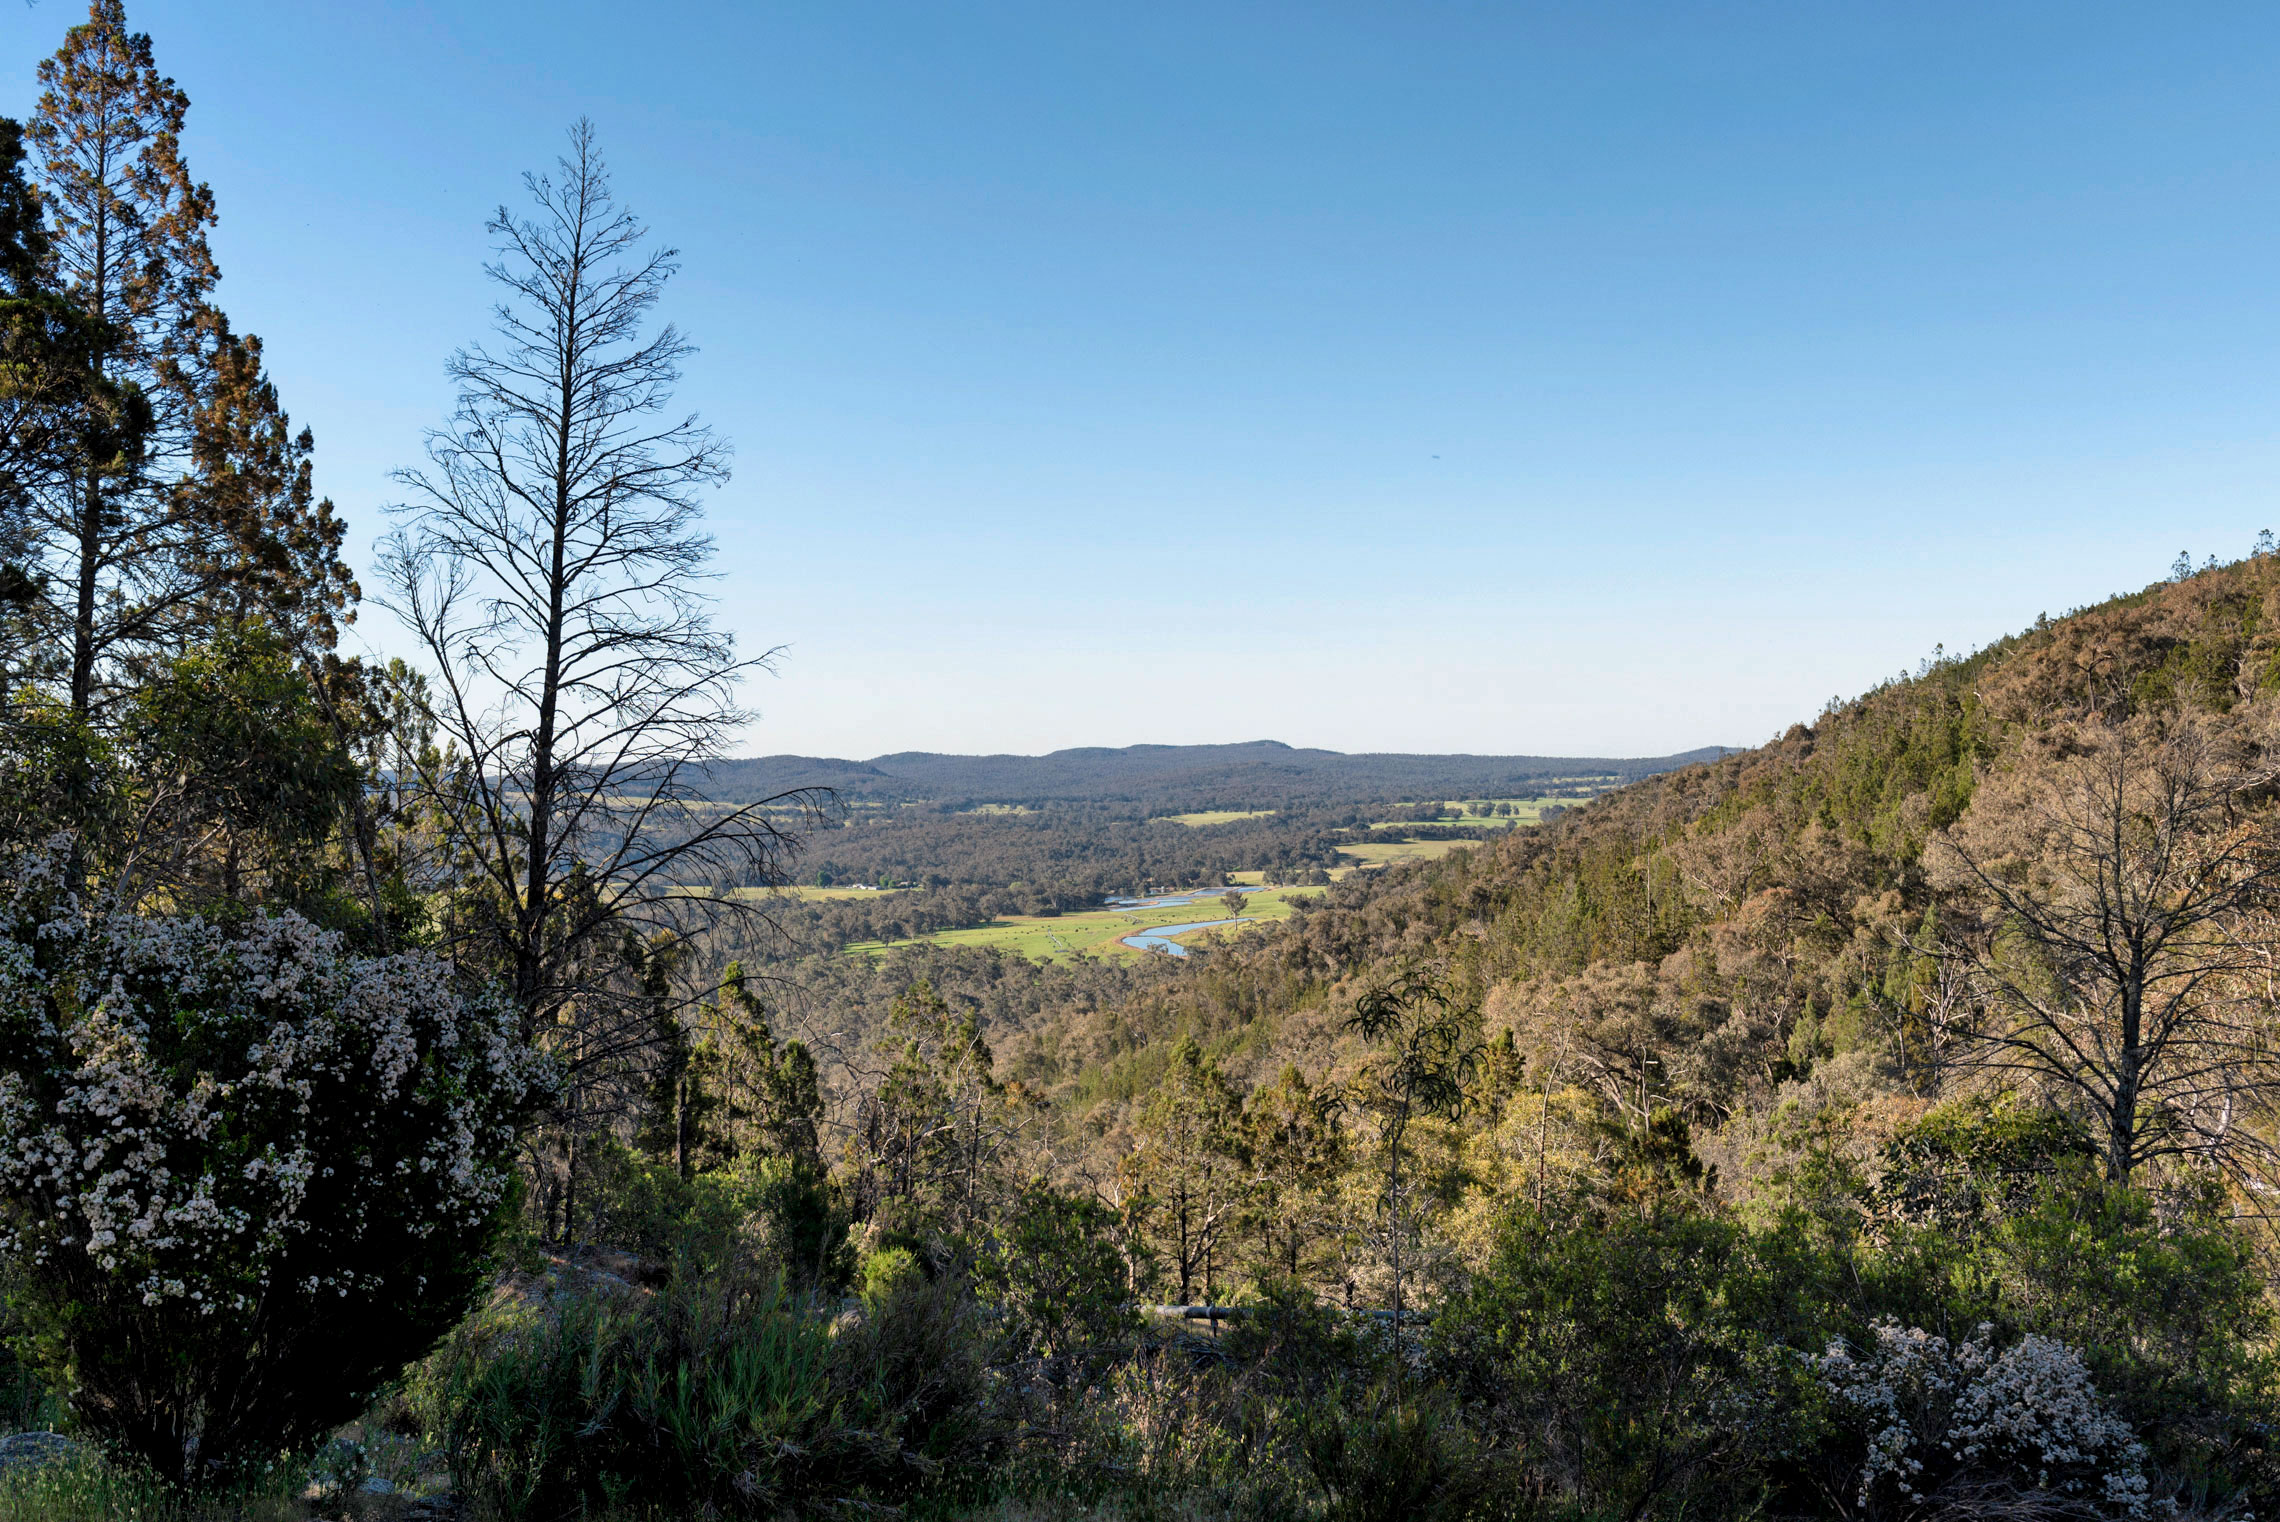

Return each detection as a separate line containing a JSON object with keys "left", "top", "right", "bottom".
{"left": 1046, "top": 557, "right": 2279, "bottom": 1094}
{"left": 939, "top": 556, "right": 2280, "bottom": 1287}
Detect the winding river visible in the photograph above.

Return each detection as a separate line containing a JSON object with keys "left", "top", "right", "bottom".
{"left": 1120, "top": 917, "right": 1243, "bottom": 956}
{"left": 1105, "top": 886, "right": 1267, "bottom": 957}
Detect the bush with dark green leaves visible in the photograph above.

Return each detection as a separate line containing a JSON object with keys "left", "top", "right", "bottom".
{"left": 977, "top": 1184, "right": 1135, "bottom": 1379}
{"left": 411, "top": 1269, "right": 988, "bottom": 1519}
{"left": 1293, "top": 1381, "right": 1502, "bottom": 1522}
{"left": 578, "top": 1139, "right": 853, "bottom": 1292}
{"left": 1435, "top": 1203, "right": 1828, "bottom": 1522}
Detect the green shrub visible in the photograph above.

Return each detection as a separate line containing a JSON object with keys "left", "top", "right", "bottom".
{"left": 580, "top": 1140, "right": 852, "bottom": 1291}
{"left": 1977, "top": 1177, "right": 2280, "bottom": 1510}
{"left": 1439, "top": 1202, "right": 1830, "bottom": 1521}
{"left": 742, "top": 1155, "right": 855, "bottom": 1292}
{"left": 862, "top": 1245, "right": 924, "bottom": 1307}
{"left": 1874, "top": 1095, "right": 2098, "bottom": 1233}
{"left": 977, "top": 1185, "right": 1135, "bottom": 1377}
{"left": 0, "top": 1332, "right": 55, "bottom": 1433}
{"left": 833, "top": 1263, "right": 992, "bottom": 1473}
{"left": 1873, "top": 1101, "right": 2280, "bottom": 1508}
{"left": 0, "top": 1445, "right": 301, "bottom": 1522}
{"left": 1293, "top": 1383, "right": 1498, "bottom": 1522}
{"left": 414, "top": 1269, "right": 988, "bottom": 1518}
{"left": 414, "top": 1281, "right": 837, "bottom": 1518}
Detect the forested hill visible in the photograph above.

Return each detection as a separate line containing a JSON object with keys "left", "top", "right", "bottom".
{"left": 1032, "top": 556, "right": 2280, "bottom": 1135}
{"left": 702, "top": 739, "right": 1733, "bottom": 808}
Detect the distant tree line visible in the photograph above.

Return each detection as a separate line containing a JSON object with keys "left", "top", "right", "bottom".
{"left": 697, "top": 743, "right": 1719, "bottom": 814}
{"left": 786, "top": 803, "right": 1352, "bottom": 918}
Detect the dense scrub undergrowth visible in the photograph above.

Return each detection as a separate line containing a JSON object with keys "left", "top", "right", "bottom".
{"left": 266, "top": 1124, "right": 2270, "bottom": 1520}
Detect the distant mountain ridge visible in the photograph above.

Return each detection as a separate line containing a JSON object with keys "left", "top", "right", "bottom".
{"left": 700, "top": 740, "right": 1735, "bottom": 809}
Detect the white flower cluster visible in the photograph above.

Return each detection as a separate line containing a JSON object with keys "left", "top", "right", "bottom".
{"left": 1815, "top": 1318, "right": 2157, "bottom": 1518}
{"left": 0, "top": 856, "right": 545, "bottom": 1318}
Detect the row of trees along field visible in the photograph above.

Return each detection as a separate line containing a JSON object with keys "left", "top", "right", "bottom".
{"left": 7, "top": 4, "right": 2280, "bottom": 1521}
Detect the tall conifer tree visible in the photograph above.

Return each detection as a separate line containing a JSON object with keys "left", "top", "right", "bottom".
{"left": 0, "top": 117, "right": 83, "bottom": 684}
{"left": 27, "top": 0, "right": 211, "bottom": 716}
{"left": 24, "top": 0, "right": 352, "bottom": 719}
{"left": 184, "top": 323, "right": 358, "bottom": 652}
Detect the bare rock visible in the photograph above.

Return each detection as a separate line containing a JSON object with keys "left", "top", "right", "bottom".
{"left": 0, "top": 1430, "right": 79, "bottom": 1473}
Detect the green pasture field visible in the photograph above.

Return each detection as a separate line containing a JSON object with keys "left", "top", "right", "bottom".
{"left": 845, "top": 885, "right": 1315, "bottom": 964}
{"left": 720, "top": 885, "right": 914, "bottom": 902}
{"left": 1335, "top": 838, "right": 1486, "bottom": 867}
{"left": 1156, "top": 809, "right": 1277, "bottom": 827}
{"left": 1365, "top": 796, "right": 1582, "bottom": 829}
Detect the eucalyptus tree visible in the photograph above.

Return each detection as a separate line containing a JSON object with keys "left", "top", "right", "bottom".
{"left": 1131, "top": 1035, "right": 1248, "bottom": 1304}
{"left": 379, "top": 121, "right": 818, "bottom": 1195}
{"left": 1345, "top": 970, "right": 1481, "bottom": 1332}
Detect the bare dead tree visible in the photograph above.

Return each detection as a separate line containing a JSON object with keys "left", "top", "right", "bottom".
{"left": 1926, "top": 715, "right": 2280, "bottom": 1189}
{"left": 377, "top": 122, "right": 821, "bottom": 1209}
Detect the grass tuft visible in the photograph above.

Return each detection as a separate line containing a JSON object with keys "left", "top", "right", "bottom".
{"left": 0, "top": 1448, "right": 303, "bottom": 1522}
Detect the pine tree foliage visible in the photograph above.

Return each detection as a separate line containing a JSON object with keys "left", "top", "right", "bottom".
{"left": 27, "top": 0, "right": 212, "bottom": 715}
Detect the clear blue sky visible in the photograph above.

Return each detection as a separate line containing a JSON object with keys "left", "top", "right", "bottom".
{"left": 6, "top": 2, "right": 2275, "bottom": 758}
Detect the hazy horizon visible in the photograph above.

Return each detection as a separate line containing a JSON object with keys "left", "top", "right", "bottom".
{"left": 721, "top": 738, "right": 1742, "bottom": 763}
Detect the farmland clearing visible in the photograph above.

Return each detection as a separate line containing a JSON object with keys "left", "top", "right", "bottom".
{"left": 1156, "top": 809, "right": 1277, "bottom": 826}
{"left": 844, "top": 884, "right": 1320, "bottom": 964}
{"left": 1365, "top": 796, "right": 1582, "bottom": 829}
{"left": 1335, "top": 838, "right": 1486, "bottom": 866}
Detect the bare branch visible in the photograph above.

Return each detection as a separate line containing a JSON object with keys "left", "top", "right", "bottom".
{"left": 1924, "top": 713, "right": 2280, "bottom": 1190}
{"left": 375, "top": 121, "right": 821, "bottom": 1232}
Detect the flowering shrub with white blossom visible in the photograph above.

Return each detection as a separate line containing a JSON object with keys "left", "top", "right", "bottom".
{"left": 0, "top": 844, "right": 549, "bottom": 1486}
{"left": 1815, "top": 1317, "right": 2158, "bottom": 1520}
